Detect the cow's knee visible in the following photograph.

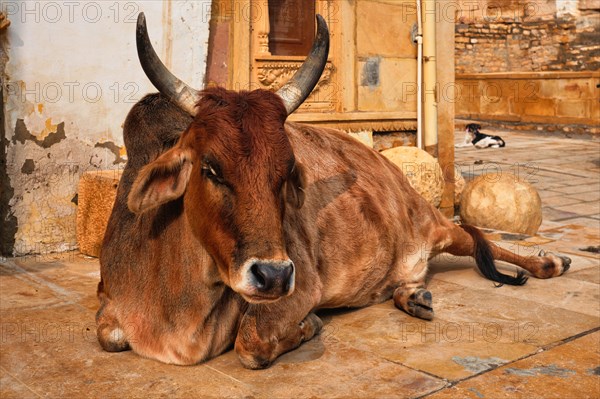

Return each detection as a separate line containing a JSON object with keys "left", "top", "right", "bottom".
{"left": 96, "top": 305, "right": 130, "bottom": 352}
{"left": 235, "top": 313, "right": 323, "bottom": 370}
{"left": 394, "top": 286, "right": 434, "bottom": 321}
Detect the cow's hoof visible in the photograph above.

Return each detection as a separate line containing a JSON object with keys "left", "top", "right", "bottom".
{"left": 300, "top": 313, "right": 323, "bottom": 341}
{"left": 538, "top": 250, "right": 571, "bottom": 277}
{"left": 407, "top": 289, "right": 434, "bottom": 321}
{"left": 558, "top": 255, "right": 571, "bottom": 274}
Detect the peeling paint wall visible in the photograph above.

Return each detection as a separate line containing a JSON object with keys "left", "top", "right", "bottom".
{"left": 1, "top": 1, "right": 211, "bottom": 256}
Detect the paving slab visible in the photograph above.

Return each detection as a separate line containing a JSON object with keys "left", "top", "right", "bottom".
{"left": 566, "top": 266, "right": 600, "bottom": 285}
{"left": 206, "top": 336, "right": 447, "bottom": 398}
{"left": 431, "top": 265, "right": 600, "bottom": 318}
{"left": 555, "top": 202, "right": 600, "bottom": 217}
{"left": 0, "top": 130, "right": 597, "bottom": 397}
{"left": 542, "top": 195, "right": 585, "bottom": 208}
{"left": 426, "top": 331, "right": 600, "bottom": 399}
{"left": 0, "top": 304, "right": 256, "bottom": 399}
{"left": 558, "top": 217, "right": 600, "bottom": 229}
{"left": 267, "top": 275, "right": 599, "bottom": 382}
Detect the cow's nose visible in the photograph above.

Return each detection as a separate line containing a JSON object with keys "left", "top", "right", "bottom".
{"left": 249, "top": 260, "right": 294, "bottom": 296}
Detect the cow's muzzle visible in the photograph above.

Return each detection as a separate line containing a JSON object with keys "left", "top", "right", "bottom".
{"left": 238, "top": 259, "right": 295, "bottom": 302}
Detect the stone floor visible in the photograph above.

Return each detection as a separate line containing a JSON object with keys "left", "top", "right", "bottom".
{"left": 1, "top": 130, "right": 599, "bottom": 398}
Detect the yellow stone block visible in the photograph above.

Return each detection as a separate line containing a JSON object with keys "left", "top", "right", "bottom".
{"left": 558, "top": 80, "right": 589, "bottom": 100}
{"left": 455, "top": 81, "right": 481, "bottom": 116}
{"left": 556, "top": 99, "right": 588, "bottom": 119}
{"left": 356, "top": 0, "right": 417, "bottom": 58}
{"left": 76, "top": 170, "right": 122, "bottom": 257}
{"left": 511, "top": 97, "right": 556, "bottom": 117}
{"left": 348, "top": 131, "right": 374, "bottom": 148}
{"left": 358, "top": 58, "right": 417, "bottom": 112}
{"left": 481, "top": 94, "right": 511, "bottom": 117}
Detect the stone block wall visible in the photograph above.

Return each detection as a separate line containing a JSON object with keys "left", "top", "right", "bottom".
{"left": 453, "top": 0, "right": 599, "bottom": 135}
{"left": 356, "top": 0, "right": 417, "bottom": 114}
{"left": 454, "top": 0, "right": 600, "bottom": 73}
{"left": 455, "top": 15, "right": 600, "bottom": 73}
{"left": 456, "top": 72, "right": 599, "bottom": 135}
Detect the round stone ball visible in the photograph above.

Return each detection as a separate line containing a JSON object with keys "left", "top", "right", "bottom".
{"left": 460, "top": 173, "right": 542, "bottom": 235}
{"left": 454, "top": 169, "right": 466, "bottom": 207}
{"left": 381, "top": 146, "right": 444, "bottom": 208}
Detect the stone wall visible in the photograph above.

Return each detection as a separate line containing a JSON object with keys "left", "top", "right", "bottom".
{"left": 355, "top": 0, "right": 417, "bottom": 114}
{"left": 455, "top": 0, "right": 599, "bottom": 73}
{"left": 454, "top": 0, "right": 599, "bottom": 135}
{"left": 456, "top": 71, "right": 599, "bottom": 135}
{"left": 1, "top": 14, "right": 13, "bottom": 256}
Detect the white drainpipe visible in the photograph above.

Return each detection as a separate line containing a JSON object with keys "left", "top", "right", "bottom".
{"left": 422, "top": 0, "right": 438, "bottom": 154}
{"left": 415, "top": 0, "right": 423, "bottom": 149}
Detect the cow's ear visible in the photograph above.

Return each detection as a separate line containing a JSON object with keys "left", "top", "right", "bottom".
{"left": 128, "top": 147, "right": 193, "bottom": 214}
{"left": 286, "top": 162, "right": 306, "bottom": 209}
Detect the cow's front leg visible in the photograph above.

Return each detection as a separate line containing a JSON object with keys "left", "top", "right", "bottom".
{"left": 235, "top": 309, "right": 323, "bottom": 369}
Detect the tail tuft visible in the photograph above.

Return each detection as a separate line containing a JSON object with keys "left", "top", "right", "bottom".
{"left": 460, "top": 224, "right": 528, "bottom": 286}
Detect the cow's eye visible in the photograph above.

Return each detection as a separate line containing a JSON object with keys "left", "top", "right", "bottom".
{"left": 203, "top": 164, "right": 218, "bottom": 177}
{"left": 201, "top": 164, "right": 223, "bottom": 184}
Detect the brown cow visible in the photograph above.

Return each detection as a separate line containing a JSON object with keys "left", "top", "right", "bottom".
{"left": 96, "top": 13, "right": 571, "bottom": 369}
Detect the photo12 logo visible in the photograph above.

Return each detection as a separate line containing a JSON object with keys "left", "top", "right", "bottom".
{"left": 401, "top": 2, "right": 540, "bottom": 23}
{"left": 5, "top": 81, "right": 141, "bottom": 104}
{"left": 400, "top": 321, "right": 539, "bottom": 344}
{"left": 1, "top": 321, "right": 97, "bottom": 344}
{"left": 1, "top": 1, "right": 140, "bottom": 24}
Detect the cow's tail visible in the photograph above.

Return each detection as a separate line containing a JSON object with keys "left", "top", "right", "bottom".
{"left": 459, "top": 224, "right": 528, "bottom": 286}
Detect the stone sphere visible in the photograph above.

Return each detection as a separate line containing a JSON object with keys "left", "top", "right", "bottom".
{"left": 454, "top": 169, "right": 466, "bottom": 207}
{"left": 460, "top": 173, "right": 542, "bottom": 235}
{"left": 381, "top": 146, "right": 444, "bottom": 207}
{"left": 348, "top": 131, "right": 374, "bottom": 148}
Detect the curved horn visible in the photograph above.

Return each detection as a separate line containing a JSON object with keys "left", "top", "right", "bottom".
{"left": 136, "top": 12, "right": 199, "bottom": 115}
{"left": 276, "top": 14, "right": 330, "bottom": 115}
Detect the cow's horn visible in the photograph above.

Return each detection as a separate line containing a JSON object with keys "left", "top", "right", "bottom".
{"left": 276, "top": 14, "right": 330, "bottom": 115}
{"left": 136, "top": 12, "right": 199, "bottom": 115}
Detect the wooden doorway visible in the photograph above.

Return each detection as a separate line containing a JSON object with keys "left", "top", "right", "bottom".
{"left": 268, "top": 0, "right": 315, "bottom": 56}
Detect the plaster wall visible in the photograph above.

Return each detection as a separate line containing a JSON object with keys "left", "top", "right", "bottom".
{"left": 356, "top": 0, "right": 417, "bottom": 114}
{"left": 1, "top": 0, "right": 211, "bottom": 256}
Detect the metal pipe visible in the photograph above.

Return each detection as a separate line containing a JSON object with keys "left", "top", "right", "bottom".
{"left": 422, "top": 0, "right": 438, "bottom": 155}
{"left": 415, "top": 0, "right": 423, "bottom": 149}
